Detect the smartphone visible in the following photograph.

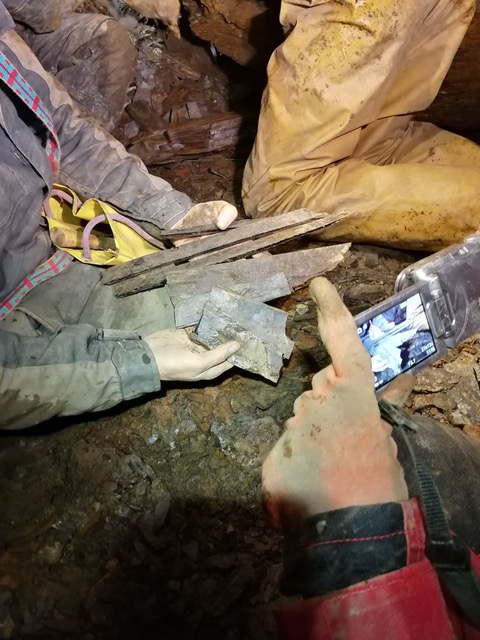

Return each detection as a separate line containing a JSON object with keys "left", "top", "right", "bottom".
{"left": 354, "top": 234, "right": 480, "bottom": 391}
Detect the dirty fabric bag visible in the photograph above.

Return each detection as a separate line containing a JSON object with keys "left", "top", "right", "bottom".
{"left": 243, "top": 0, "right": 480, "bottom": 250}
{"left": 43, "top": 185, "right": 164, "bottom": 266}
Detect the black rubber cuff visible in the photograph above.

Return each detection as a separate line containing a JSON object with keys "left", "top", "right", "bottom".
{"left": 281, "top": 502, "right": 407, "bottom": 598}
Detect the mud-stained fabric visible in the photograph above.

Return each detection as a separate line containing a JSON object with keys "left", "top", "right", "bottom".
{"left": 0, "top": 20, "right": 192, "bottom": 300}
{"left": 0, "top": 49, "right": 60, "bottom": 169}
{"left": 2, "top": 0, "right": 70, "bottom": 33}
{"left": 0, "top": 262, "right": 175, "bottom": 430}
{"left": 0, "top": 1, "right": 193, "bottom": 428}
{"left": 0, "top": 250, "right": 73, "bottom": 319}
{"left": 17, "top": 13, "right": 137, "bottom": 130}
{"left": 243, "top": 0, "right": 480, "bottom": 251}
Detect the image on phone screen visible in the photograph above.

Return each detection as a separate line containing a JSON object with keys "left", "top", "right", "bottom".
{"left": 357, "top": 293, "right": 437, "bottom": 389}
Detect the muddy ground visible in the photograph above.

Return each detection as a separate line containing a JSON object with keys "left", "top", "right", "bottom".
{"left": 2, "top": 10, "right": 480, "bottom": 640}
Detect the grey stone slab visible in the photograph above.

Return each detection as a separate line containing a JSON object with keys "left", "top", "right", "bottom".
{"left": 194, "top": 287, "right": 294, "bottom": 383}
{"left": 167, "top": 244, "right": 350, "bottom": 327}
{"left": 169, "top": 271, "right": 291, "bottom": 328}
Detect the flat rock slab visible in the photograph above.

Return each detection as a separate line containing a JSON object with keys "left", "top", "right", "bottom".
{"left": 194, "top": 287, "right": 294, "bottom": 382}
{"left": 167, "top": 244, "right": 350, "bottom": 327}
{"left": 169, "top": 271, "right": 292, "bottom": 328}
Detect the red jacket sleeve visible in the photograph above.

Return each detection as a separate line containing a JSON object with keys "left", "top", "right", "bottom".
{"left": 276, "top": 499, "right": 480, "bottom": 640}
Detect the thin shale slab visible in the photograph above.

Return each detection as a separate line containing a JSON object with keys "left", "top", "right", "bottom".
{"left": 167, "top": 244, "right": 351, "bottom": 327}
{"left": 194, "top": 287, "right": 294, "bottom": 383}
{"left": 168, "top": 271, "right": 292, "bottom": 328}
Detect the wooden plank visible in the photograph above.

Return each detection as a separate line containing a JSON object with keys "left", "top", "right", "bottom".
{"left": 127, "top": 111, "right": 258, "bottom": 166}
{"left": 104, "top": 208, "right": 325, "bottom": 285}
{"left": 112, "top": 211, "right": 353, "bottom": 297}
{"left": 183, "top": 215, "right": 351, "bottom": 269}
{"left": 166, "top": 244, "right": 350, "bottom": 291}
{"left": 262, "top": 243, "right": 351, "bottom": 288}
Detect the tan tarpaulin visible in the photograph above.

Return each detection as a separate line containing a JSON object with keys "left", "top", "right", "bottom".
{"left": 243, "top": 0, "right": 480, "bottom": 250}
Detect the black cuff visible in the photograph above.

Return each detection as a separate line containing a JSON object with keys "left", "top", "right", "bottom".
{"left": 281, "top": 503, "right": 407, "bottom": 598}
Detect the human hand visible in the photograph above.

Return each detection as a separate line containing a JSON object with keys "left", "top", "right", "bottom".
{"left": 171, "top": 201, "right": 238, "bottom": 245}
{"left": 144, "top": 328, "right": 240, "bottom": 382}
{"left": 179, "top": 201, "right": 238, "bottom": 230}
{"left": 262, "top": 277, "right": 408, "bottom": 531}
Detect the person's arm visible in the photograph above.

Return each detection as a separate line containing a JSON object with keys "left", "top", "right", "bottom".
{"left": 0, "top": 27, "right": 192, "bottom": 229}
{"left": 263, "top": 277, "right": 480, "bottom": 640}
{"left": 0, "top": 28, "right": 237, "bottom": 231}
{"left": 0, "top": 325, "right": 239, "bottom": 429}
{"left": 0, "top": 325, "right": 160, "bottom": 429}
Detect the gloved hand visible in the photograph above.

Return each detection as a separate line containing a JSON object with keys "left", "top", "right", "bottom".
{"left": 144, "top": 328, "right": 240, "bottom": 382}
{"left": 171, "top": 201, "right": 238, "bottom": 245}
{"left": 262, "top": 277, "right": 408, "bottom": 531}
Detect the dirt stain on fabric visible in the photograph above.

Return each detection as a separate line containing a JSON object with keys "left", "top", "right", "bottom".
{"left": 283, "top": 438, "right": 293, "bottom": 458}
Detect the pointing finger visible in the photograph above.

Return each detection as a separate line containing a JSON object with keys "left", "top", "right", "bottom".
{"left": 309, "top": 277, "right": 373, "bottom": 381}
{"left": 379, "top": 374, "right": 415, "bottom": 406}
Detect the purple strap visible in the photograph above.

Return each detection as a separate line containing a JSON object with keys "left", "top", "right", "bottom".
{"left": 81, "top": 211, "right": 164, "bottom": 261}
{"left": 43, "top": 188, "right": 76, "bottom": 219}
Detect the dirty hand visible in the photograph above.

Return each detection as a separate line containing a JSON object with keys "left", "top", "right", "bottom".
{"left": 171, "top": 201, "right": 238, "bottom": 245}
{"left": 262, "top": 277, "right": 408, "bottom": 531}
{"left": 144, "top": 328, "right": 240, "bottom": 382}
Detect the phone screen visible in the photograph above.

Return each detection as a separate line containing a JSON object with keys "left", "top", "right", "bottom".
{"left": 357, "top": 292, "right": 437, "bottom": 389}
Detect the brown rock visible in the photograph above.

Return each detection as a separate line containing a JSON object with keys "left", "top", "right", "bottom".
{"left": 183, "top": 0, "right": 283, "bottom": 68}
{"left": 412, "top": 392, "right": 456, "bottom": 413}
{"left": 294, "top": 335, "right": 318, "bottom": 352}
{"left": 463, "top": 424, "right": 480, "bottom": 441}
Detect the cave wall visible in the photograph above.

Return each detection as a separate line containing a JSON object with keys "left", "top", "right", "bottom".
{"left": 423, "top": 10, "right": 480, "bottom": 131}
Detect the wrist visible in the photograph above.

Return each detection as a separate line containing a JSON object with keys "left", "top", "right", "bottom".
{"left": 104, "top": 332, "right": 161, "bottom": 399}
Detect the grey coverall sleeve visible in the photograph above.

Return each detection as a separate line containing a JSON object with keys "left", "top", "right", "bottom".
{"left": 1, "top": 28, "right": 194, "bottom": 229}
{"left": 0, "top": 25, "right": 180, "bottom": 429}
{"left": 2, "top": 0, "right": 66, "bottom": 33}
{"left": 0, "top": 326, "right": 160, "bottom": 429}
